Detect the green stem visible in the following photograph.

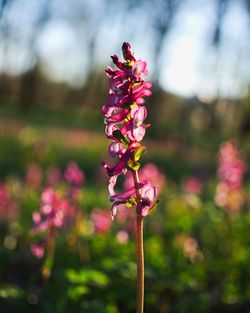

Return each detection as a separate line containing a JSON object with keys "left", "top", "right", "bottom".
{"left": 42, "top": 227, "right": 56, "bottom": 280}
{"left": 133, "top": 170, "right": 144, "bottom": 313}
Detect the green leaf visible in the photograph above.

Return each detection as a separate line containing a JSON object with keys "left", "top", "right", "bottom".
{"left": 134, "top": 146, "right": 145, "bottom": 162}
{"left": 127, "top": 159, "right": 140, "bottom": 170}
{"left": 66, "top": 269, "right": 109, "bottom": 287}
{"left": 67, "top": 285, "right": 89, "bottom": 300}
{"left": 0, "top": 284, "right": 24, "bottom": 299}
{"left": 125, "top": 196, "right": 137, "bottom": 207}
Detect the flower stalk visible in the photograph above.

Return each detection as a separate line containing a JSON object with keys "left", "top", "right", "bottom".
{"left": 136, "top": 214, "right": 144, "bottom": 313}
{"left": 102, "top": 42, "right": 158, "bottom": 313}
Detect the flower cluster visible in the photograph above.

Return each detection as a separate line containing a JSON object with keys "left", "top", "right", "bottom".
{"left": 31, "top": 188, "right": 69, "bottom": 258}
{"left": 31, "top": 162, "right": 85, "bottom": 263}
{"left": 215, "top": 140, "right": 246, "bottom": 212}
{"left": 102, "top": 42, "right": 157, "bottom": 219}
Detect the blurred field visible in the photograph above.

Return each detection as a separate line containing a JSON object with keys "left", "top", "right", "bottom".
{"left": 0, "top": 110, "right": 250, "bottom": 313}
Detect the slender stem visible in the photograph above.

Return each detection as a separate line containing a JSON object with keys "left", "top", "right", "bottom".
{"left": 136, "top": 214, "right": 144, "bottom": 313}
{"left": 42, "top": 227, "right": 56, "bottom": 280}
{"left": 132, "top": 170, "right": 144, "bottom": 313}
{"left": 133, "top": 170, "right": 142, "bottom": 202}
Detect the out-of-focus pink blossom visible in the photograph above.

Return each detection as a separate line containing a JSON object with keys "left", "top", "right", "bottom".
{"left": 46, "top": 167, "right": 61, "bottom": 186}
{"left": 64, "top": 162, "right": 85, "bottom": 187}
{"left": 0, "top": 184, "right": 10, "bottom": 221}
{"left": 175, "top": 234, "right": 203, "bottom": 262}
{"left": 91, "top": 209, "right": 112, "bottom": 234}
{"left": 182, "top": 177, "right": 203, "bottom": 195}
{"left": 215, "top": 140, "right": 246, "bottom": 212}
{"left": 124, "top": 163, "right": 166, "bottom": 192}
{"left": 116, "top": 230, "right": 129, "bottom": 244}
{"left": 31, "top": 187, "right": 69, "bottom": 258}
{"left": 0, "top": 183, "right": 19, "bottom": 223}
{"left": 25, "top": 163, "right": 42, "bottom": 188}
{"left": 31, "top": 244, "right": 44, "bottom": 259}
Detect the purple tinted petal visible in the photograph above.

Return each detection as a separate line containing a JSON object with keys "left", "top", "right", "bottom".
{"left": 109, "top": 142, "right": 125, "bottom": 157}
{"left": 108, "top": 109, "right": 129, "bottom": 123}
{"left": 109, "top": 185, "right": 137, "bottom": 202}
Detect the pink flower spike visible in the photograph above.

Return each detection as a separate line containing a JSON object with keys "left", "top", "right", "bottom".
{"left": 102, "top": 42, "right": 157, "bottom": 220}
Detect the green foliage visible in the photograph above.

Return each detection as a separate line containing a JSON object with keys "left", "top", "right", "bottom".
{"left": 1, "top": 128, "right": 250, "bottom": 313}
{"left": 0, "top": 284, "right": 24, "bottom": 299}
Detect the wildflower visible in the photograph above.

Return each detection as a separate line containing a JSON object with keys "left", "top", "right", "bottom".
{"left": 102, "top": 43, "right": 158, "bottom": 313}
{"left": 182, "top": 177, "right": 203, "bottom": 195}
{"left": 136, "top": 182, "right": 157, "bottom": 216}
{"left": 64, "top": 162, "right": 85, "bottom": 188}
{"left": 31, "top": 188, "right": 68, "bottom": 237}
{"left": 102, "top": 42, "right": 157, "bottom": 218}
{"left": 64, "top": 162, "right": 85, "bottom": 225}
{"left": 31, "top": 243, "right": 44, "bottom": 259}
{"left": 116, "top": 230, "right": 129, "bottom": 244}
{"left": 91, "top": 209, "right": 112, "bottom": 234}
{"left": 215, "top": 140, "right": 246, "bottom": 212}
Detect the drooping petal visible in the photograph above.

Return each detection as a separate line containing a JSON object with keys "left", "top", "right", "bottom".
{"left": 109, "top": 185, "right": 137, "bottom": 202}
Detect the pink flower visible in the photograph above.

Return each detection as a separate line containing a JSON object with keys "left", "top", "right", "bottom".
{"left": 91, "top": 209, "right": 112, "bottom": 234}
{"left": 183, "top": 177, "right": 203, "bottom": 194}
{"left": 136, "top": 183, "right": 157, "bottom": 216}
{"left": 33, "top": 188, "right": 68, "bottom": 231}
{"left": 64, "top": 162, "right": 85, "bottom": 187}
{"left": 102, "top": 42, "right": 157, "bottom": 219}
{"left": 116, "top": 230, "right": 129, "bottom": 244}
{"left": 31, "top": 244, "right": 44, "bottom": 259}
{"left": 215, "top": 140, "right": 246, "bottom": 212}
